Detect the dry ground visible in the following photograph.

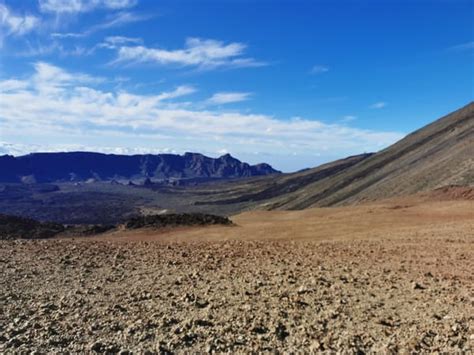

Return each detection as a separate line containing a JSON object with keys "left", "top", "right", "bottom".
{"left": 1, "top": 197, "right": 473, "bottom": 353}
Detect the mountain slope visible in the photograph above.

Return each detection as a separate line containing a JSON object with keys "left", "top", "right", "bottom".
{"left": 195, "top": 153, "right": 373, "bottom": 206}
{"left": 263, "top": 102, "right": 473, "bottom": 209}
{"left": 0, "top": 152, "right": 280, "bottom": 183}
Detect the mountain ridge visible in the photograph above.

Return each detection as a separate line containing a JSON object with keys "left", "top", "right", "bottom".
{"left": 0, "top": 151, "right": 280, "bottom": 183}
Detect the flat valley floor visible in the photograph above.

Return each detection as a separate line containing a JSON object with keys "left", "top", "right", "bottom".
{"left": 1, "top": 196, "right": 473, "bottom": 352}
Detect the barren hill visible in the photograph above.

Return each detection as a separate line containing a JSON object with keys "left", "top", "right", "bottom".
{"left": 258, "top": 102, "right": 474, "bottom": 209}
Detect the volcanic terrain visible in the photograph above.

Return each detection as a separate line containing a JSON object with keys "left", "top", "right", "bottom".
{"left": 0, "top": 104, "right": 473, "bottom": 353}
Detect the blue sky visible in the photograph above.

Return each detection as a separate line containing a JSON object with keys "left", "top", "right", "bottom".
{"left": 0, "top": 0, "right": 472, "bottom": 172}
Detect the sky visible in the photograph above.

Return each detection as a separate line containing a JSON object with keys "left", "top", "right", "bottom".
{"left": 0, "top": 0, "right": 472, "bottom": 172}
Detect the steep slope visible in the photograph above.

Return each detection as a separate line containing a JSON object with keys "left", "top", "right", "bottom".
{"left": 195, "top": 153, "right": 373, "bottom": 206}
{"left": 0, "top": 152, "right": 279, "bottom": 183}
{"left": 265, "top": 102, "right": 474, "bottom": 209}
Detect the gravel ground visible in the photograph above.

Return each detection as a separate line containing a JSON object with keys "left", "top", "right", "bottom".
{"left": 1, "top": 234, "right": 473, "bottom": 353}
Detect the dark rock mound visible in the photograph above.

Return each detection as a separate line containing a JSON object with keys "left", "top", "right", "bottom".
{"left": 123, "top": 213, "right": 233, "bottom": 230}
{"left": 0, "top": 214, "right": 65, "bottom": 240}
{"left": 62, "top": 224, "right": 116, "bottom": 237}
{"left": 0, "top": 212, "right": 232, "bottom": 240}
{"left": 0, "top": 214, "right": 116, "bottom": 240}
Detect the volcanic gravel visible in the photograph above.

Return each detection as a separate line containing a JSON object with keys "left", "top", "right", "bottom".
{"left": 1, "top": 234, "right": 473, "bottom": 353}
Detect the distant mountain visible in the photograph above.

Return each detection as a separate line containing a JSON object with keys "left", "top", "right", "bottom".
{"left": 0, "top": 152, "right": 280, "bottom": 183}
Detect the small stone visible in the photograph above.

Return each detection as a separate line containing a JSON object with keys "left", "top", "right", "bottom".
{"left": 275, "top": 322, "right": 289, "bottom": 341}
{"left": 413, "top": 282, "right": 426, "bottom": 290}
{"left": 194, "top": 319, "right": 214, "bottom": 327}
{"left": 297, "top": 285, "right": 311, "bottom": 294}
{"left": 252, "top": 325, "right": 268, "bottom": 334}
{"left": 90, "top": 342, "right": 103, "bottom": 352}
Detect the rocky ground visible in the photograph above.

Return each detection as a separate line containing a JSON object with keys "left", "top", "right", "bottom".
{"left": 1, "top": 233, "right": 473, "bottom": 353}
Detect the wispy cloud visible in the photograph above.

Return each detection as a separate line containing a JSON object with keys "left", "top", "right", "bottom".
{"left": 0, "top": 141, "right": 178, "bottom": 156}
{"left": 310, "top": 65, "right": 329, "bottom": 74}
{"left": 99, "top": 35, "right": 142, "bottom": 49}
{"left": 112, "top": 37, "right": 267, "bottom": 70}
{"left": 51, "top": 11, "right": 149, "bottom": 38}
{"left": 155, "top": 85, "right": 197, "bottom": 101}
{"left": 31, "top": 61, "right": 103, "bottom": 95}
{"left": 207, "top": 92, "right": 252, "bottom": 105}
{"left": 51, "top": 32, "right": 84, "bottom": 39}
{"left": 0, "top": 4, "right": 39, "bottom": 39}
{"left": 39, "top": 0, "right": 137, "bottom": 14}
{"left": 449, "top": 41, "right": 474, "bottom": 51}
{"left": 90, "top": 11, "right": 148, "bottom": 32}
{"left": 15, "top": 40, "right": 97, "bottom": 57}
{"left": 0, "top": 62, "right": 404, "bottom": 170}
{"left": 341, "top": 115, "right": 357, "bottom": 122}
{"left": 369, "top": 102, "right": 387, "bottom": 109}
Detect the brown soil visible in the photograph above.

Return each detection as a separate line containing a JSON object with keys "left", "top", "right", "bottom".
{"left": 1, "top": 198, "right": 473, "bottom": 353}
{"left": 422, "top": 185, "right": 474, "bottom": 201}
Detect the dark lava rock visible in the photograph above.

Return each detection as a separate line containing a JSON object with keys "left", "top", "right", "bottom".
{"left": 0, "top": 214, "right": 65, "bottom": 240}
{"left": 123, "top": 213, "right": 233, "bottom": 230}
{"left": 63, "top": 224, "right": 116, "bottom": 237}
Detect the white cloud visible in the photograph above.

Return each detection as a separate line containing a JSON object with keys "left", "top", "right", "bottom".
{"left": 39, "top": 0, "right": 137, "bottom": 13}
{"left": 0, "top": 62, "right": 404, "bottom": 171}
{"left": 99, "top": 35, "right": 142, "bottom": 49}
{"left": 51, "top": 11, "right": 148, "bottom": 39}
{"left": 0, "top": 141, "right": 177, "bottom": 156}
{"left": 51, "top": 32, "right": 85, "bottom": 39}
{"left": 342, "top": 115, "right": 357, "bottom": 122}
{"left": 207, "top": 92, "right": 252, "bottom": 105}
{"left": 0, "top": 4, "right": 39, "bottom": 37}
{"left": 31, "top": 62, "right": 103, "bottom": 95}
{"left": 310, "top": 65, "right": 329, "bottom": 74}
{"left": 156, "top": 85, "right": 197, "bottom": 101}
{"left": 104, "top": 35, "right": 142, "bottom": 45}
{"left": 16, "top": 41, "right": 94, "bottom": 57}
{"left": 0, "top": 79, "right": 29, "bottom": 92}
{"left": 91, "top": 11, "right": 147, "bottom": 31}
{"left": 113, "top": 37, "right": 267, "bottom": 70}
{"left": 369, "top": 102, "right": 387, "bottom": 109}
{"left": 449, "top": 41, "right": 474, "bottom": 51}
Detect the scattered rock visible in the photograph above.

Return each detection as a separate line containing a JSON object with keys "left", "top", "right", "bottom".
{"left": 0, "top": 237, "right": 471, "bottom": 353}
